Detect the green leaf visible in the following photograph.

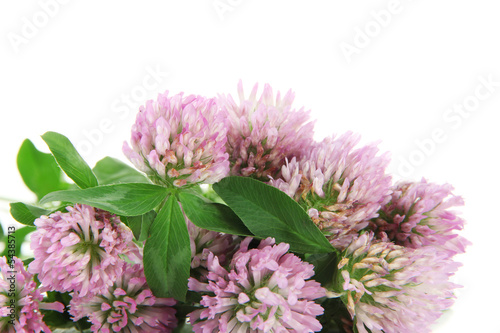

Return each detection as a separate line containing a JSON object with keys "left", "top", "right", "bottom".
{"left": 41, "top": 292, "right": 73, "bottom": 329}
{"left": 40, "top": 183, "right": 168, "bottom": 216}
{"left": 17, "top": 139, "right": 69, "bottom": 200}
{"left": 178, "top": 192, "right": 252, "bottom": 236}
{"left": 10, "top": 202, "right": 50, "bottom": 226}
{"left": 213, "top": 177, "right": 334, "bottom": 254}
{"left": 1, "top": 225, "right": 36, "bottom": 258}
{"left": 42, "top": 291, "right": 92, "bottom": 330}
{"left": 93, "top": 156, "right": 150, "bottom": 185}
{"left": 305, "top": 252, "right": 338, "bottom": 288}
{"left": 42, "top": 131, "right": 98, "bottom": 189}
{"left": 144, "top": 195, "right": 191, "bottom": 301}
{"left": 23, "top": 257, "right": 35, "bottom": 266}
{"left": 123, "top": 210, "right": 157, "bottom": 241}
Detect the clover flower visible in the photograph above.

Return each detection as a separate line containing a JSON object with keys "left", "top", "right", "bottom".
{"left": 218, "top": 81, "right": 314, "bottom": 180}
{"left": 187, "top": 218, "right": 238, "bottom": 271}
{"left": 334, "top": 232, "right": 460, "bottom": 333}
{"left": 270, "top": 132, "right": 392, "bottom": 250}
{"left": 123, "top": 91, "right": 229, "bottom": 187}
{"left": 70, "top": 262, "right": 177, "bottom": 332}
{"left": 371, "top": 179, "right": 469, "bottom": 257}
{"left": 188, "top": 237, "right": 325, "bottom": 332}
{"left": 29, "top": 204, "right": 141, "bottom": 297}
{"left": 0, "top": 257, "right": 64, "bottom": 333}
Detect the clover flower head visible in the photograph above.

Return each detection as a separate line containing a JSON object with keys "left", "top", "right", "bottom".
{"left": 0, "top": 257, "right": 64, "bottom": 333}
{"left": 70, "top": 262, "right": 177, "bottom": 332}
{"left": 123, "top": 91, "right": 229, "bottom": 187}
{"left": 188, "top": 237, "right": 325, "bottom": 332}
{"left": 270, "top": 132, "right": 392, "bottom": 250}
{"left": 334, "top": 232, "right": 461, "bottom": 333}
{"left": 29, "top": 204, "right": 141, "bottom": 297}
{"left": 371, "top": 179, "right": 470, "bottom": 257}
{"left": 187, "top": 218, "right": 238, "bottom": 271}
{"left": 218, "top": 81, "right": 315, "bottom": 180}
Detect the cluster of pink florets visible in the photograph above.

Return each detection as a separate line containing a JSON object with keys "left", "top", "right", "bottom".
{"left": 125, "top": 82, "right": 467, "bottom": 332}
{"left": 188, "top": 238, "right": 326, "bottom": 332}
{"left": 2, "top": 82, "right": 468, "bottom": 332}
{"left": 123, "top": 81, "right": 316, "bottom": 185}
{"left": 30, "top": 205, "right": 140, "bottom": 297}
{"left": 0, "top": 257, "right": 64, "bottom": 333}
{"left": 334, "top": 232, "right": 462, "bottom": 333}
{"left": 70, "top": 262, "right": 177, "bottom": 333}
{"left": 270, "top": 132, "right": 393, "bottom": 250}
{"left": 27, "top": 205, "right": 178, "bottom": 332}
{"left": 123, "top": 92, "right": 230, "bottom": 187}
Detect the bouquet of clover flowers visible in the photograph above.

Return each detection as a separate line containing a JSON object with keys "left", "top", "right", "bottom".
{"left": 1, "top": 81, "right": 469, "bottom": 333}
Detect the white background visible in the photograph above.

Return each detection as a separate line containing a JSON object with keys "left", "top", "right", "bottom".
{"left": 1, "top": 1, "right": 499, "bottom": 332}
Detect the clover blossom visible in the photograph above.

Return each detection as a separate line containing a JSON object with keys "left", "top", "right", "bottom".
{"left": 218, "top": 81, "right": 314, "bottom": 180}
{"left": 29, "top": 204, "right": 141, "bottom": 297}
{"left": 70, "top": 262, "right": 177, "bottom": 332}
{"left": 371, "top": 179, "right": 469, "bottom": 257}
{"left": 188, "top": 237, "right": 325, "bottom": 332}
{"left": 333, "top": 232, "right": 460, "bottom": 333}
{"left": 270, "top": 132, "right": 392, "bottom": 250}
{"left": 0, "top": 257, "right": 64, "bottom": 333}
{"left": 187, "top": 218, "right": 238, "bottom": 271}
{"left": 123, "top": 91, "right": 229, "bottom": 187}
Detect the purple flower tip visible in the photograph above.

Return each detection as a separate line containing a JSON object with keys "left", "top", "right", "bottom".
{"left": 124, "top": 91, "right": 230, "bottom": 187}
{"left": 29, "top": 204, "right": 141, "bottom": 296}
{"left": 371, "top": 178, "right": 470, "bottom": 258}
{"left": 218, "top": 81, "right": 315, "bottom": 180}
{"left": 334, "top": 232, "right": 461, "bottom": 333}
{"left": 188, "top": 237, "right": 326, "bottom": 332}
{"left": 270, "top": 132, "right": 392, "bottom": 250}
{"left": 70, "top": 263, "right": 177, "bottom": 332}
{"left": 1, "top": 256, "right": 64, "bottom": 333}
